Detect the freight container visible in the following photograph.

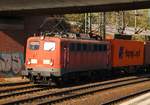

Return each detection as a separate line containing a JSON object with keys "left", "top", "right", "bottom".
{"left": 110, "top": 39, "right": 144, "bottom": 67}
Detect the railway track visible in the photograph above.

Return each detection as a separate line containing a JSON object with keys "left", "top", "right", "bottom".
{"left": 0, "top": 75, "right": 150, "bottom": 105}
{"left": 0, "top": 81, "right": 30, "bottom": 87}
{"left": 0, "top": 86, "right": 50, "bottom": 99}
{"left": 0, "top": 83, "right": 39, "bottom": 93}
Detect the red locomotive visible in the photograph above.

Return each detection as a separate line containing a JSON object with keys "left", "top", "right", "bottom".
{"left": 22, "top": 34, "right": 150, "bottom": 85}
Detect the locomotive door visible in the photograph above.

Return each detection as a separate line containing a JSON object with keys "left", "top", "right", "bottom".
{"left": 107, "top": 43, "right": 111, "bottom": 69}
{"left": 64, "top": 45, "right": 70, "bottom": 71}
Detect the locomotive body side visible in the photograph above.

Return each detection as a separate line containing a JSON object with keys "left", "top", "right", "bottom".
{"left": 110, "top": 39, "right": 144, "bottom": 67}
{"left": 60, "top": 39, "right": 111, "bottom": 76}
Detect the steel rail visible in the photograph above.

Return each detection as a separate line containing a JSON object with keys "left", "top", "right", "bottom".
{"left": 0, "top": 84, "right": 39, "bottom": 93}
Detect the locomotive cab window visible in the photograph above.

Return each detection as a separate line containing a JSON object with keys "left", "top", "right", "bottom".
{"left": 29, "top": 41, "right": 40, "bottom": 50}
{"left": 44, "top": 42, "right": 56, "bottom": 51}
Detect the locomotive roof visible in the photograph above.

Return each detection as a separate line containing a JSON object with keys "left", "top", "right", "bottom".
{"left": 27, "top": 36, "right": 109, "bottom": 44}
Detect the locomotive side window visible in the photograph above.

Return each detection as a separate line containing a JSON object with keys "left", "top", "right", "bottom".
{"left": 91, "top": 44, "right": 94, "bottom": 51}
{"left": 98, "top": 44, "right": 107, "bottom": 51}
{"left": 94, "top": 44, "right": 98, "bottom": 51}
{"left": 44, "top": 42, "right": 55, "bottom": 51}
{"left": 87, "top": 44, "right": 90, "bottom": 51}
{"left": 70, "top": 43, "right": 75, "bottom": 51}
{"left": 77, "top": 43, "right": 81, "bottom": 51}
{"left": 88, "top": 44, "right": 93, "bottom": 51}
{"left": 103, "top": 44, "right": 107, "bottom": 51}
{"left": 29, "top": 41, "right": 40, "bottom": 50}
{"left": 98, "top": 45, "right": 102, "bottom": 51}
{"left": 101, "top": 44, "right": 107, "bottom": 51}
{"left": 100, "top": 44, "right": 107, "bottom": 51}
{"left": 83, "top": 44, "right": 87, "bottom": 51}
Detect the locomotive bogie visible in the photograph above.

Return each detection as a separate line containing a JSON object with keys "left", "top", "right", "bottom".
{"left": 23, "top": 67, "right": 62, "bottom": 77}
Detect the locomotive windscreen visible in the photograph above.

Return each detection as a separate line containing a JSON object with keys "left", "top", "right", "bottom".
{"left": 29, "top": 41, "right": 40, "bottom": 50}
{"left": 44, "top": 42, "right": 56, "bottom": 51}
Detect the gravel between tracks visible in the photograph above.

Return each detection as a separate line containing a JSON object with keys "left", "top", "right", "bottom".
{"left": 0, "top": 77, "right": 29, "bottom": 87}
{"left": 4, "top": 77, "right": 28, "bottom": 82}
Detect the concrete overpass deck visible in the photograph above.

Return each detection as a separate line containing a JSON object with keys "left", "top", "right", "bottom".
{"left": 0, "top": 0, "right": 150, "bottom": 15}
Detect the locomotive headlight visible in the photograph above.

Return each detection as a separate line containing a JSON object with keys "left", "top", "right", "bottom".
{"left": 40, "top": 36, "right": 44, "bottom": 40}
{"left": 27, "top": 61, "right": 31, "bottom": 65}
{"left": 43, "top": 59, "right": 50, "bottom": 64}
{"left": 50, "top": 60, "right": 53, "bottom": 66}
{"left": 31, "top": 59, "right": 37, "bottom": 64}
{"left": 43, "top": 59, "right": 53, "bottom": 66}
